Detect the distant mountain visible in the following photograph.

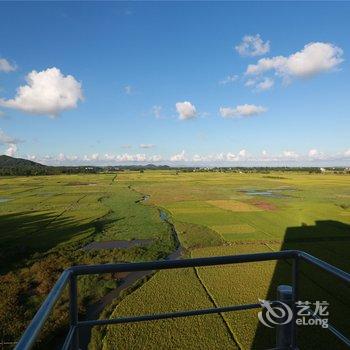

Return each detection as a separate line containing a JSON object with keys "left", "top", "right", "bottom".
{"left": 0, "top": 155, "right": 46, "bottom": 168}
{"left": 144, "top": 164, "right": 170, "bottom": 169}
{"left": 0, "top": 155, "right": 103, "bottom": 176}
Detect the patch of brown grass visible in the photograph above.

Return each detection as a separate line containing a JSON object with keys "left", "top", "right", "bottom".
{"left": 248, "top": 200, "right": 277, "bottom": 211}
{"left": 206, "top": 200, "right": 260, "bottom": 212}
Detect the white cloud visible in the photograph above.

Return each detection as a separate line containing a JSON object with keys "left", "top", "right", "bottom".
{"left": 149, "top": 155, "right": 162, "bottom": 162}
{"left": 235, "top": 34, "right": 270, "bottom": 57}
{"left": 121, "top": 144, "right": 132, "bottom": 149}
{"left": 245, "top": 79, "right": 256, "bottom": 87}
{"left": 104, "top": 153, "right": 153, "bottom": 163}
{"left": 191, "top": 150, "right": 249, "bottom": 163}
{"left": 5, "top": 144, "right": 17, "bottom": 156}
{"left": 256, "top": 77, "right": 274, "bottom": 91}
{"left": 0, "top": 129, "right": 20, "bottom": 157}
{"left": 192, "top": 153, "right": 225, "bottom": 162}
{"left": 124, "top": 85, "right": 132, "bottom": 95}
{"left": 0, "top": 67, "right": 83, "bottom": 117}
{"left": 220, "top": 104, "right": 267, "bottom": 118}
{"left": 152, "top": 105, "right": 162, "bottom": 118}
{"left": 104, "top": 153, "right": 116, "bottom": 161}
{"left": 23, "top": 148, "right": 350, "bottom": 166}
{"left": 134, "top": 154, "right": 147, "bottom": 162}
{"left": 283, "top": 150, "right": 299, "bottom": 159}
{"left": 0, "top": 128, "right": 18, "bottom": 144}
{"left": 193, "top": 154, "right": 204, "bottom": 162}
{"left": 91, "top": 153, "right": 99, "bottom": 161}
{"left": 226, "top": 152, "right": 237, "bottom": 161}
{"left": 140, "top": 144, "right": 155, "bottom": 149}
{"left": 0, "top": 58, "right": 16, "bottom": 73}
{"left": 54, "top": 153, "right": 79, "bottom": 162}
{"left": 175, "top": 101, "right": 196, "bottom": 120}
{"left": 308, "top": 149, "right": 319, "bottom": 157}
{"left": 170, "top": 150, "right": 187, "bottom": 162}
{"left": 308, "top": 149, "right": 326, "bottom": 160}
{"left": 238, "top": 149, "right": 247, "bottom": 158}
{"left": 219, "top": 75, "right": 239, "bottom": 85}
{"left": 244, "top": 77, "right": 274, "bottom": 92}
{"left": 246, "top": 42, "right": 343, "bottom": 81}
{"left": 58, "top": 153, "right": 66, "bottom": 161}
{"left": 27, "top": 154, "right": 37, "bottom": 161}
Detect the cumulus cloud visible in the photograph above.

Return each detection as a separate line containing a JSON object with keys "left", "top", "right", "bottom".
{"left": 5, "top": 144, "right": 17, "bottom": 156}
{"left": 220, "top": 104, "right": 267, "bottom": 118}
{"left": 175, "top": 101, "right": 196, "bottom": 120}
{"left": 91, "top": 153, "right": 99, "bottom": 161}
{"left": 23, "top": 148, "right": 350, "bottom": 166}
{"left": 124, "top": 85, "right": 132, "bottom": 95}
{"left": 238, "top": 149, "right": 247, "bottom": 158}
{"left": 0, "top": 129, "right": 20, "bottom": 157}
{"left": 0, "top": 67, "right": 83, "bottom": 117}
{"left": 308, "top": 149, "right": 319, "bottom": 157}
{"left": 226, "top": 152, "right": 237, "bottom": 161}
{"left": 256, "top": 77, "right": 274, "bottom": 91}
{"left": 170, "top": 150, "right": 187, "bottom": 162}
{"left": 244, "top": 77, "right": 274, "bottom": 92}
{"left": 308, "top": 149, "right": 326, "bottom": 160}
{"left": 219, "top": 75, "right": 239, "bottom": 85}
{"left": 0, "top": 58, "right": 16, "bottom": 72}
{"left": 192, "top": 153, "right": 225, "bottom": 162}
{"left": 245, "top": 79, "right": 256, "bottom": 87}
{"left": 140, "top": 144, "right": 155, "bottom": 149}
{"left": 191, "top": 150, "right": 249, "bottom": 163}
{"left": 235, "top": 34, "right": 270, "bottom": 57}
{"left": 283, "top": 150, "right": 299, "bottom": 159}
{"left": 149, "top": 155, "right": 162, "bottom": 162}
{"left": 246, "top": 42, "right": 343, "bottom": 82}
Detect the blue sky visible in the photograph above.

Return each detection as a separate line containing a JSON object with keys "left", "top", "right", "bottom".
{"left": 0, "top": 1, "right": 349, "bottom": 166}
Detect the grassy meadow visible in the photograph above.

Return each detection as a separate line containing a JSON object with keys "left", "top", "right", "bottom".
{"left": 0, "top": 173, "right": 174, "bottom": 346}
{"left": 0, "top": 170, "right": 349, "bottom": 349}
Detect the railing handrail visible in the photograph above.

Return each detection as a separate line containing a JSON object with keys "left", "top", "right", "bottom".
{"left": 14, "top": 250, "right": 350, "bottom": 350}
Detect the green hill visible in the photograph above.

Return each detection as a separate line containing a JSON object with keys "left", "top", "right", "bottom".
{"left": 0, "top": 155, "right": 46, "bottom": 169}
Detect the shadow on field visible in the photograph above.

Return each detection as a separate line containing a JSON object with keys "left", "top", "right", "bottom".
{"left": 251, "top": 220, "right": 350, "bottom": 350}
{"left": 0, "top": 211, "right": 113, "bottom": 274}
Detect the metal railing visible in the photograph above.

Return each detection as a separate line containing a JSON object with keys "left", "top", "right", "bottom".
{"left": 15, "top": 250, "right": 350, "bottom": 350}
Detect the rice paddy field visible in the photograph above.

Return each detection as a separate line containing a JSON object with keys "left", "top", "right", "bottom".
{"left": 102, "top": 170, "right": 350, "bottom": 350}
{"left": 0, "top": 170, "right": 349, "bottom": 349}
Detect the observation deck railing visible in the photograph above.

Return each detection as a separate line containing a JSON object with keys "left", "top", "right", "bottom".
{"left": 15, "top": 250, "right": 350, "bottom": 350}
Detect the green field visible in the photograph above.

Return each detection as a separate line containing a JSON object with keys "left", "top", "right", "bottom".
{"left": 0, "top": 171, "right": 349, "bottom": 349}
{"left": 0, "top": 173, "right": 174, "bottom": 345}
{"left": 102, "top": 171, "right": 350, "bottom": 350}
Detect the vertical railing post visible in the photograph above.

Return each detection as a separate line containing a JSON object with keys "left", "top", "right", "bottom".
{"left": 69, "top": 274, "right": 79, "bottom": 350}
{"left": 291, "top": 256, "right": 299, "bottom": 349}
{"left": 276, "top": 285, "right": 293, "bottom": 349}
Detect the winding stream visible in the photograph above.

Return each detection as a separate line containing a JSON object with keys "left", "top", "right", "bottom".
{"left": 79, "top": 198, "right": 183, "bottom": 349}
